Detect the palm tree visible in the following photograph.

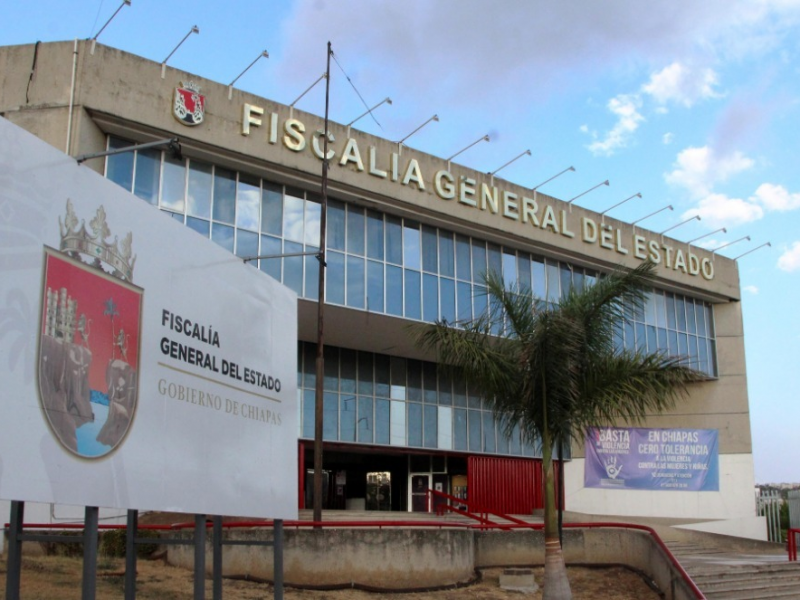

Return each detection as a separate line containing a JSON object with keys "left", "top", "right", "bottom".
{"left": 415, "top": 261, "right": 702, "bottom": 600}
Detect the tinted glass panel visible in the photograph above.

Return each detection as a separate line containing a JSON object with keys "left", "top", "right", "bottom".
{"left": 161, "top": 155, "right": 186, "bottom": 212}
{"left": 212, "top": 168, "right": 236, "bottom": 224}
{"left": 422, "top": 226, "right": 438, "bottom": 273}
{"left": 211, "top": 223, "right": 234, "bottom": 252}
{"left": 261, "top": 182, "right": 283, "bottom": 235}
{"left": 404, "top": 270, "right": 421, "bottom": 320}
{"left": 347, "top": 205, "right": 365, "bottom": 256}
{"left": 283, "top": 192, "right": 304, "bottom": 243}
{"left": 439, "top": 232, "right": 455, "bottom": 277}
{"left": 327, "top": 251, "right": 345, "bottom": 305}
{"left": 186, "top": 216, "right": 209, "bottom": 237}
{"left": 367, "top": 260, "right": 384, "bottom": 313}
{"left": 366, "top": 210, "right": 384, "bottom": 260}
{"left": 423, "top": 273, "right": 439, "bottom": 323}
{"left": 328, "top": 199, "right": 345, "bottom": 251}
{"left": 403, "top": 222, "right": 421, "bottom": 270}
{"left": 346, "top": 255, "right": 365, "bottom": 309}
{"left": 259, "top": 235, "right": 281, "bottom": 281}
{"left": 440, "top": 278, "right": 456, "bottom": 323}
{"left": 106, "top": 137, "right": 134, "bottom": 192}
{"left": 386, "top": 265, "right": 403, "bottom": 316}
{"left": 134, "top": 148, "right": 161, "bottom": 205}
{"left": 284, "top": 240, "right": 303, "bottom": 296}
{"left": 187, "top": 159, "right": 212, "bottom": 219}
{"left": 386, "top": 216, "right": 403, "bottom": 265}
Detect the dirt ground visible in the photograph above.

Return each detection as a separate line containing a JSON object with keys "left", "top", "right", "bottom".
{"left": 0, "top": 555, "right": 661, "bottom": 599}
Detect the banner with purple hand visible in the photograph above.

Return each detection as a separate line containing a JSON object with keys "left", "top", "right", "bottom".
{"left": 584, "top": 427, "right": 719, "bottom": 491}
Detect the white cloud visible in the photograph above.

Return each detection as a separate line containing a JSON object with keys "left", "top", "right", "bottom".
{"left": 778, "top": 241, "right": 800, "bottom": 272}
{"left": 579, "top": 124, "right": 590, "bottom": 133}
{"left": 665, "top": 146, "right": 754, "bottom": 198}
{"left": 642, "top": 62, "right": 721, "bottom": 106}
{"left": 743, "top": 285, "right": 759, "bottom": 294}
{"left": 586, "top": 94, "right": 644, "bottom": 156}
{"left": 663, "top": 132, "right": 674, "bottom": 144}
{"left": 681, "top": 193, "right": 764, "bottom": 228}
{"left": 752, "top": 183, "right": 800, "bottom": 211}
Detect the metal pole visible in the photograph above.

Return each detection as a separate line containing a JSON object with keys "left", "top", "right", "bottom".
{"left": 273, "top": 519, "right": 284, "bottom": 600}
{"left": 194, "top": 514, "right": 206, "bottom": 600}
{"left": 212, "top": 516, "right": 223, "bottom": 600}
{"left": 125, "top": 509, "right": 138, "bottom": 600}
{"left": 5, "top": 500, "right": 24, "bottom": 600}
{"left": 312, "top": 41, "right": 332, "bottom": 525}
{"left": 82, "top": 506, "right": 99, "bottom": 600}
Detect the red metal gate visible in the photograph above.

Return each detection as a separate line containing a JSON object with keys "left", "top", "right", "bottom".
{"left": 468, "top": 456, "right": 562, "bottom": 514}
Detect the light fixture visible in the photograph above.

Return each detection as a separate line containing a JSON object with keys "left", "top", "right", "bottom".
{"left": 532, "top": 166, "right": 575, "bottom": 191}
{"left": 659, "top": 215, "right": 700, "bottom": 236}
{"left": 397, "top": 114, "right": 439, "bottom": 146}
{"left": 687, "top": 227, "right": 727, "bottom": 247}
{"left": 90, "top": 0, "right": 131, "bottom": 54}
{"left": 567, "top": 180, "right": 609, "bottom": 210}
{"left": 733, "top": 242, "right": 771, "bottom": 261}
{"left": 161, "top": 25, "right": 200, "bottom": 77}
{"left": 446, "top": 134, "right": 490, "bottom": 165}
{"left": 711, "top": 235, "right": 751, "bottom": 255}
{"left": 631, "top": 204, "right": 673, "bottom": 226}
{"left": 489, "top": 149, "right": 532, "bottom": 178}
{"left": 600, "top": 192, "right": 641, "bottom": 219}
{"left": 347, "top": 97, "right": 392, "bottom": 128}
{"left": 228, "top": 50, "right": 269, "bottom": 99}
{"left": 289, "top": 73, "right": 328, "bottom": 117}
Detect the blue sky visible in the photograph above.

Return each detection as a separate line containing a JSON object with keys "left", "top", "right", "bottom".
{"left": 3, "top": 0, "right": 798, "bottom": 483}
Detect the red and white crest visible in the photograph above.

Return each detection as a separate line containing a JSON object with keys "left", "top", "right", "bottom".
{"left": 173, "top": 81, "right": 205, "bottom": 126}
{"left": 37, "top": 201, "right": 142, "bottom": 459}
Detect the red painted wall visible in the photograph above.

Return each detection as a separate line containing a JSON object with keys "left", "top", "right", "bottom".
{"left": 468, "top": 456, "right": 563, "bottom": 514}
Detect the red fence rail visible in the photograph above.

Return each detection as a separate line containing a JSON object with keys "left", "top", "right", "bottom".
{"left": 789, "top": 528, "right": 799, "bottom": 562}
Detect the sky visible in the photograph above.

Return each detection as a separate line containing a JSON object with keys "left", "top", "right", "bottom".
{"left": 2, "top": 0, "right": 798, "bottom": 484}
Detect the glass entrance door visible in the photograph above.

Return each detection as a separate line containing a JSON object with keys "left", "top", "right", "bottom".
{"left": 409, "top": 474, "right": 431, "bottom": 512}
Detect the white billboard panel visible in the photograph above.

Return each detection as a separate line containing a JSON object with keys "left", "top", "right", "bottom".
{"left": 0, "top": 117, "right": 298, "bottom": 519}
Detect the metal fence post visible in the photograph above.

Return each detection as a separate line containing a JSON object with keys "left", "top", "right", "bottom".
{"left": 212, "top": 516, "right": 223, "bottom": 600}
{"left": 194, "top": 514, "right": 206, "bottom": 600}
{"left": 273, "top": 519, "right": 284, "bottom": 600}
{"left": 82, "top": 506, "right": 99, "bottom": 600}
{"left": 125, "top": 509, "right": 138, "bottom": 600}
{"left": 5, "top": 500, "right": 24, "bottom": 600}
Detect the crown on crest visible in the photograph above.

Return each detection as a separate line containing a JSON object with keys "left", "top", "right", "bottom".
{"left": 180, "top": 81, "right": 202, "bottom": 94}
{"left": 59, "top": 199, "right": 136, "bottom": 282}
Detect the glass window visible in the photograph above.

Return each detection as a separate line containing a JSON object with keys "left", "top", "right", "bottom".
{"left": 366, "top": 210, "right": 384, "bottom": 260}
{"left": 532, "top": 257, "right": 546, "bottom": 299}
{"left": 283, "top": 192, "right": 304, "bottom": 243}
{"left": 186, "top": 216, "right": 209, "bottom": 238}
{"left": 106, "top": 137, "right": 134, "bottom": 192}
{"left": 696, "top": 302, "right": 707, "bottom": 339}
{"left": 439, "top": 231, "right": 455, "bottom": 277}
{"left": 676, "top": 297, "right": 687, "bottom": 331}
{"left": 302, "top": 389, "right": 315, "bottom": 439}
{"left": 546, "top": 260, "right": 560, "bottom": 301}
{"left": 303, "top": 342, "right": 316, "bottom": 389}
{"left": 438, "top": 369, "right": 453, "bottom": 406}
{"left": 423, "top": 362, "right": 437, "bottom": 403}
{"left": 358, "top": 397, "right": 373, "bottom": 443}
{"left": 408, "top": 403, "right": 422, "bottom": 447}
{"left": 340, "top": 349, "right": 357, "bottom": 394}
{"left": 473, "top": 285, "right": 488, "bottom": 320}
{"left": 324, "top": 346, "right": 339, "bottom": 391}
{"left": 654, "top": 292, "right": 667, "bottom": 328}
{"left": 503, "top": 251, "right": 517, "bottom": 288}
{"left": 573, "top": 267, "right": 584, "bottom": 293}
{"left": 212, "top": 167, "right": 236, "bottom": 224}
{"left": 187, "top": 159, "right": 212, "bottom": 219}
{"left": 304, "top": 249, "right": 319, "bottom": 299}
{"left": 517, "top": 253, "right": 531, "bottom": 290}
{"left": 454, "top": 378, "right": 467, "bottom": 408}
{"left": 235, "top": 229, "right": 258, "bottom": 259}
{"left": 340, "top": 395, "right": 356, "bottom": 442}
{"left": 404, "top": 270, "right": 421, "bottom": 320}
{"left": 386, "top": 265, "right": 403, "bottom": 316}
{"left": 161, "top": 155, "right": 186, "bottom": 212}
{"left": 328, "top": 199, "right": 346, "bottom": 251}
{"left": 305, "top": 194, "right": 321, "bottom": 247}
{"left": 134, "top": 148, "right": 161, "bottom": 205}
{"left": 407, "top": 360, "right": 422, "bottom": 402}
{"left": 211, "top": 222, "right": 234, "bottom": 252}
{"left": 422, "top": 226, "right": 438, "bottom": 273}
{"left": 260, "top": 181, "right": 282, "bottom": 235}
{"left": 483, "top": 412, "right": 496, "bottom": 453}
{"left": 487, "top": 243, "right": 502, "bottom": 279}
{"left": 347, "top": 205, "right": 366, "bottom": 256}
{"left": 284, "top": 240, "right": 303, "bottom": 296}
{"left": 367, "top": 260, "right": 384, "bottom": 313}
{"left": 386, "top": 216, "right": 403, "bottom": 265}
{"left": 327, "top": 251, "right": 345, "bottom": 305}
{"left": 454, "top": 409, "right": 467, "bottom": 451}
{"left": 456, "top": 235, "right": 471, "bottom": 281}
{"left": 468, "top": 410, "right": 482, "bottom": 452}
{"left": 457, "top": 281, "right": 472, "bottom": 322}
{"left": 323, "top": 392, "right": 338, "bottom": 441}
{"left": 403, "top": 221, "right": 421, "bottom": 270}
{"left": 423, "top": 273, "right": 439, "bottom": 323}
{"left": 666, "top": 293, "right": 677, "bottom": 330}
{"left": 686, "top": 299, "right": 697, "bottom": 334}
{"left": 259, "top": 235, "right": 281, "bottom": 281}
{"left": 235, "top": 173, "right": 260, "bottom": 231}
{"left": 375, "top": 399, "right": 390, "bottom": 444}
{"left": 346, "top": 256, "right": 365, "bottom": 309}
{"left": 559, "top": 264, "right": 572, "bottom": 296}
{"left": 357, "top": 352, "right": 374, "bottom": 396}
{"left": 424, "top": 405, "right": 438, "bottom": 448}
{"left": 440, "top": 278, "right": 456, "bottom": 324}
{"left": 390, "top": 400, "right": 406, "bottom": 446}
{"left": 438, "top": 406, "right": 453, "bottom": 450}
{"left": 375, "top": 354, "right": 390, "bottom": 398}
{"left": 472, "top": 239, "right": 487, "bottom": 283}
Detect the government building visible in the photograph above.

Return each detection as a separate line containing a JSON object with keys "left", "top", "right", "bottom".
{"left": 0, "top": 41, "right": 761, "bottom": 539}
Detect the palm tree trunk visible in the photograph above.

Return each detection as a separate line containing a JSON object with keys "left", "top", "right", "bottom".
{"left": 541, "top": 386, "right": 572, "bottom": 599}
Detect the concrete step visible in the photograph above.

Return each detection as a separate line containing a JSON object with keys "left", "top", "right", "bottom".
{"left": 703, "top": 583, "right": 800, "bottom": 600}
{"left": 696, "top": 573, "right": 800, "bottom": 593}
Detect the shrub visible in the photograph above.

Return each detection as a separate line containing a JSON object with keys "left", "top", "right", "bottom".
{"left": 100, "top": 528, "right": 162, "bottom": 558}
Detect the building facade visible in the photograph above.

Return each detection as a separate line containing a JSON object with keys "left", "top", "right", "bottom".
{"left": 0, "top": 41, "right": 760, "bottom": 538}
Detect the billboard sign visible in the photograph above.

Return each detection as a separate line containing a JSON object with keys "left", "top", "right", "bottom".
{"left": 585, "top": 427, "right": 719, "bottom": 492}
{"left": 0, "top": 117, "right": 298, "bottom": 519}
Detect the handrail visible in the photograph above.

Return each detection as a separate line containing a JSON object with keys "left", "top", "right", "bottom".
{"left": 426, "top": 488, "right": 530, "bottom": 527}
{"left": 4, "top": 518, "right": 705, "bottom": 598}
{"left": 789, "top": 528, "right": 799, "bottom": 562}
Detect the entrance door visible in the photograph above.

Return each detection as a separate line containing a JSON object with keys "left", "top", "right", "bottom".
{"left": 409, "top": 474, "right": 430, "bottom": 512}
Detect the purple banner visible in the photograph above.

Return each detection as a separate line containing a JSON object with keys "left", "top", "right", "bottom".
{"left": 584, "top": 427, "right": 719, "bottom": 491}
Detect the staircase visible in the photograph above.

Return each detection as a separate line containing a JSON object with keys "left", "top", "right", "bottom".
{"left": 665, "top": 540, "right": 800, "bottom": 599}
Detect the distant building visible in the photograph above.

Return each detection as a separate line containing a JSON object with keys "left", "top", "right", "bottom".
{"left": 0, "top": 41, "right": 762, "bottom": 539}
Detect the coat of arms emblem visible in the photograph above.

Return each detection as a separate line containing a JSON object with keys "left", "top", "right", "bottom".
{"left": 173, "top": 81, "right": 205, "bottom": 126}
{"left": 38, "top": 200, "right": 142, "bottom": 458}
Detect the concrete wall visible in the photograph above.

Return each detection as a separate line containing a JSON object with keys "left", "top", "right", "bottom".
{"left": 167, "top": 526, "right": 698, "bottom": 599}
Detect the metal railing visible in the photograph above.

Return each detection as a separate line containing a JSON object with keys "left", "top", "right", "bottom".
{"left": 789, "top": 528, "right": 799, "bottom": 562}
{"left": 757, "top": 489, "right": 783, "bottom": 542}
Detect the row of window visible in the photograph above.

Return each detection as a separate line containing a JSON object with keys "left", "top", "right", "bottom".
{"left": 105, "top": 137, "right": 717, "bottom": 377}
